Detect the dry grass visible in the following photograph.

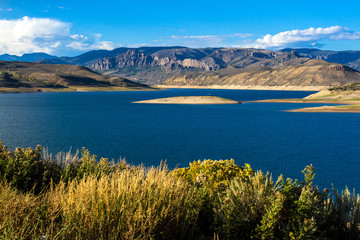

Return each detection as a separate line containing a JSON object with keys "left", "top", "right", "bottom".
{"left": 0, "top": 181, "right": 47, "bottom": 239}
{"left": 42, "top": 165, "right": 202, "bottom": 239}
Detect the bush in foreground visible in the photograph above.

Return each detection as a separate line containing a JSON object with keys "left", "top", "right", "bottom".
{"left": 1, "top": 142, "right": 360, "bottom": 239}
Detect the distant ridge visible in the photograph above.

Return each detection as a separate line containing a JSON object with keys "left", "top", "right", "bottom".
{"left": 0, "top": 53, "right": 57, "bottom": 62}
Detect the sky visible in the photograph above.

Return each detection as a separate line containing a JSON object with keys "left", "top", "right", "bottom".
{"left": 1, "top": 0, "right": 360, "bottom": 56}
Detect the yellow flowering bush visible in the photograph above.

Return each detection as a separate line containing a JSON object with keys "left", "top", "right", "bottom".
{"left": 171, "top": 159, "right": 254, "bottom": 194}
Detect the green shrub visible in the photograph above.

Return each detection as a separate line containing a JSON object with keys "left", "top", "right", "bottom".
{"left": 61, "top": 147, "right": 127, "bottom": 183}
{"left": 215, "top": 171, "right": 279, "bottom": 239}
{"left": 0, "top": 142, "right": 61, "bottom": 194}
{"left": 323, "top": 187, "right": 360, "bottom": 239}
{"left": 255, "top": 165, "right": 327, "bottom": 239}
{"left": 171, "top": 159, "right": 254, "bottom": 236}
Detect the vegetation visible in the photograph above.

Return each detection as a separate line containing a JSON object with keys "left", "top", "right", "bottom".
{"left": 329, "top": 82, "right": 360, "bottom": 91}
{"left": 1, "top": 141, "right": 360, "bottom": 239}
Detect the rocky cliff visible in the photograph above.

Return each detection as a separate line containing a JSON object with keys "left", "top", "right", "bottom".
{"left": 161, "top": 59, "right": 360, "bottom": 89}
{"left": 40, "top": 47, "right": 302, "bottom": 85}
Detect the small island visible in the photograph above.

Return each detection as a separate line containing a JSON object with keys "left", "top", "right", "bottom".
{"left": 133, "top": 96, "right": 241, "bottom": 104}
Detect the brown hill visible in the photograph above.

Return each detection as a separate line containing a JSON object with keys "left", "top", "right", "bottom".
{"left": 160, "top": 59, "right": 360, "bottom": 90}
{"left": 0, "top": 61, "right": 148, "bottom": 92}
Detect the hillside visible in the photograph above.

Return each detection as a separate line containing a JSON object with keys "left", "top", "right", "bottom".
{"left": 0, "top": 61, "right": 148, "bottom": 92}
{"left": 39, "top": 47, "right": 308, "bottom": 85}
{"left": 281, "top": 48, "right": 360, "bottom": 72}
{"left": 35, "top": 47, "right": 360, "bottom": 86}
{"left": 160, "top": 59, "right": 360, "bottom": 90}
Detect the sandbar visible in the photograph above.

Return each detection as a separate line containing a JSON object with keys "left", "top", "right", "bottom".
{"left": 133, "top": 96, "right": 240, "bottom": 104}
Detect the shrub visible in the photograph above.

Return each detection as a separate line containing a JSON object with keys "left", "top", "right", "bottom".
{"left": 171, "top": 159, "right": 254, "bottom": 194}
{"left": 171, "top": 159, "right": 254, "bottom": 236}
{"left": 0, "top": 142, "right": 61, "bottom": 194}
{"left": 323, "top": 187, "right": 360, "bottom": 239}
{"left": 61, "top": 147, "right": 127, "bottom": 183}
{"left": 255, "top": 165, "right": 327, "bottom": 239}
{"left": 215, "top": 171, "right": 279, "bottom": 239}
{"left": 0, "top": 142, "right": 128, "bottom": 194}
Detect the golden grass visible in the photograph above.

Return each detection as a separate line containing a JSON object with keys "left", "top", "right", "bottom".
{"left": 0, "top": 181, "right": 46, "bottom": 239}
{"left": 42, "top": 165, "right": 201, "bottom": 239}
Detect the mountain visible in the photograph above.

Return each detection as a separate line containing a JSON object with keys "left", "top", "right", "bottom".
{"left": 40, "top": 47, "right": 307, "bottom": 85}
{"left": 0, "top": 53, "right": 57, "bottom": 62}
{"left": 280, "top": 48, "right": 360, "bottom": 71}
{"left": 0, "top": 61, "right": 148, "bottom": 92}
{"left": 20, "top": 46, "right": 360, "bottom": 87}
{"left": 160, "top": 59, "right": 360, "bottom": 89}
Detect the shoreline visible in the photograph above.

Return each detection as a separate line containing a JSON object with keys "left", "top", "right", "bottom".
{"left": 155, "top": 85, "right": 328, "bottom": 91}
{"left": 0, "top": 86, "right": 156, "bottom": 93}
{"left": 245, "top": 99, "right": 360, "bottom": 113}
{"left": 133, "top": 96, "right": 240, "bottom": 104}
{"left": 287, "top": 105, "right": 360, "bottom": 113}
{"left": 0, "top": 85, "right": 329, "bottom": 94}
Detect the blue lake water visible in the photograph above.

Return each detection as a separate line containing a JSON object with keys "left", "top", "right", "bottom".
{"left": 0, "top": 88, "right": 359, "bottom": 190}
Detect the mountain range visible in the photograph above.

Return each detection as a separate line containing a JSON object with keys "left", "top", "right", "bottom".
{"left": 2, "top": 47, "right": 360, "bottom": 88}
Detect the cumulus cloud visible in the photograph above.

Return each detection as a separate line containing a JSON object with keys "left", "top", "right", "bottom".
{"left": 243, "top": 26, "right": 360, "bottom": 49}
{"left": 0, "top": 16, "right": 121, "bottom": 56}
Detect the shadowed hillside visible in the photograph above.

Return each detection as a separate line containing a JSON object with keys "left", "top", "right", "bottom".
{"left": 0, "top": 61, "right": 148, "bottom": 92}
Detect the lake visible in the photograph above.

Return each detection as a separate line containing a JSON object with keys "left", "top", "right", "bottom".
{"left": 0, "top": 88, "right": 359, "bottom": 190}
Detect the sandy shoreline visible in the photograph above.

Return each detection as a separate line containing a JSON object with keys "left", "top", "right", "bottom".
{"left": 287, "top": 105, "right": 360, "bottom": 113}
{"left": 0, "top": 86, "right": 155, "bottom": 93}
{"left": 245, "top": 99, "right": 360, "bottom": 113}
{"left": 133, "top": 96, "right": 240, "bottom": 104}
{"left": 156, "top": 85, "right": 328, "bottom": 91}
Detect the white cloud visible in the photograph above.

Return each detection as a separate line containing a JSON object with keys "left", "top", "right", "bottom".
{"left": 0, "top": 16, "right": 121, "bottom": 56}
{"left": 168, "top": 33, "right": 252, "bottom": 47}
{"left": 243, "top": 26, "right": 360, "bottom": 49}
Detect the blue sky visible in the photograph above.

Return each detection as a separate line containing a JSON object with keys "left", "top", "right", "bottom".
{"left": 1, "top": 0, "right": 360, "bottom": 56}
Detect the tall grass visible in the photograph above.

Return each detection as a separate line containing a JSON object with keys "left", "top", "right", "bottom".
{"left": 45, "top": 165, "right": 202, "bottom": 240}
{"left": 0, "top": 181, "right": 50, "bottom": 239}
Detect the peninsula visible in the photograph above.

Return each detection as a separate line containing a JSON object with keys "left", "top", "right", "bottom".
{"left": 133, "top": 96, "right": 240, "bottom": 104}
{"left": 250, "top": 83, "right": 360, "bottom": 113}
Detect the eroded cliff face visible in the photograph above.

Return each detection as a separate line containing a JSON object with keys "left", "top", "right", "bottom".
{"left": 88, "top": 49, "right": 222, "bottom": 72}
{"left": 161, "top": 59, "right": 360, "bottom": 88}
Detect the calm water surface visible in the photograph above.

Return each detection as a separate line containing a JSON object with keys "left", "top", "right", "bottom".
{"left": 0, "top": 89, "right": 359, "bottom": 190}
